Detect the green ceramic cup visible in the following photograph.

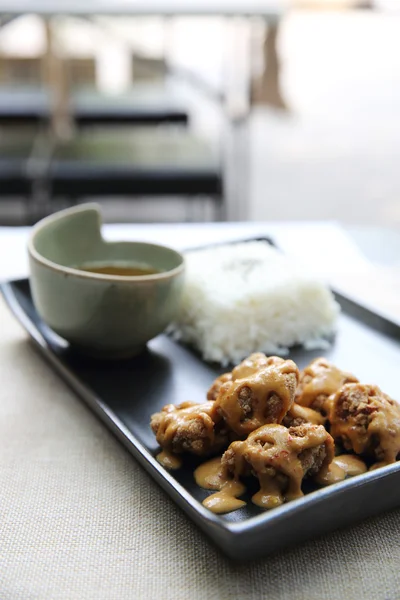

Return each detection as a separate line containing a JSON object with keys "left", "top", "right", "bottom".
{"left": 28, "top": 203, "right": 185, "bottom": 358}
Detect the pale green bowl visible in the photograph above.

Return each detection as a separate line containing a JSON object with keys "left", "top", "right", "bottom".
{"left": 28, "top": 203, "right": 185, "bottom": 358}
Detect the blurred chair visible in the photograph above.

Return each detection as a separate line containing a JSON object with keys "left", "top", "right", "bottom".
{"left": 47, "top": 128, "right": 224, "bottom": 220}
{"left": 72, "top": 86, "right": 188, "bottom": 127}
{"left": 0, "top": 85, "right": 188, "bottom": 127}
{"left": 0, "top": 88, "right": 48, "bottom": 126}
{"left": 0, "top": 127, "right": 36, "bottom": 196}
{"left": 0, "top": 125, "right": 59, "bottom": 225}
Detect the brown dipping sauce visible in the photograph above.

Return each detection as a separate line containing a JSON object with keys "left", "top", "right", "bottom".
{"left": 78, "top": 264, "right": 159, "bottom": 276}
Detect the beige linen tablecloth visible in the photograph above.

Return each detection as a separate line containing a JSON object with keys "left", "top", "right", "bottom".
{"left": 1, "top": 277, "right": 400, "bottom": 600}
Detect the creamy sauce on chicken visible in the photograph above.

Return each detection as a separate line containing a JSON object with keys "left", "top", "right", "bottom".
{"left": 242, "top": 424, "right": 330, "bottom": 501}
{"left": 215, "top": 361, "right": 298, "bottom": 436}
{"left": 296, "top": 359, "right": 358, "bottom": 414}
{"left": 197, "top": 449, "right": 368, "bottom": 513}
{"left": 151, "top": 354, "right": 400, "bottom": 517}
{"left": 151, "top": 400, "right": 227, "bottom": 457}
{"left": 206, "top": 373, "right": 232, "bottom": 402}
{"left": 315, "top": 461, "right": 346, "bottom": 485}
{"left": 231, "top": 353, "right": 281, "bottom": 380}
{"left": 330, "top": 384, "right": 400, "bottom": 465}
{"left": 316, "top": 454, "right": 367, "bottom": 485}
{"left": 194, "top": 457, "right": 246, "bottom": 514}
{"left": 367, "top": 404, "right": 400, "bottom": 464}
{"left": 288, "top": 403, "right": 326, "bottom": 426}
{"left": 202, "top": 481, "right": 247, "bottom": 514}
{"left": 194, "top": 456, "right": 225, "bottom": 489}
{"left": 196, "top": 423, "right": 334, "bottom": 514}
{"left": 369, "top": 461, "right": 389, "bottom": 471}
{"left": 252, "top": 474, "right": 284, "bottom": 509}
{"left": 156, "top": 402, "right": 216, "bottom": 448}
{"left": 156, "top": 450, "right": 182, "bottom": 470}
{"left": 334, "top": 454, "right": 367, "bottom": 476}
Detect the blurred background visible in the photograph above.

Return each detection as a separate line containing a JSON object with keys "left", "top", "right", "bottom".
{"left": 0, "top": 0, "right": 399, "bottom": 235}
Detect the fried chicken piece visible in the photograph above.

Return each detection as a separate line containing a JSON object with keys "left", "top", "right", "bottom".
{"left": 282, "top": 402, "right": 326, "bottom": 428}
{"left": 296, "top": 358, "right": 358, "bottom": 416}
{"left": 206, "top": 353, "right": 279, "bottom": 401}
{"left": 151, "top": 401, "right": 229, "bottom": 457}
{"left": 222, "top": 423, "right": 334, "bottom": 507}
{"left": 231, "top": 353, "right": 283, "bottom": 380}
{"left": 207, "top": 372, "right": 232, "bottom": 401}
{"left": 330, "top": 383, "right": 400, "bottom": 465}
{"left": 214, "top": 359, "right": 299, "bottom": 437}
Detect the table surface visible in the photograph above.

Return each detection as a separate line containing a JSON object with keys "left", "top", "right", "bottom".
{"left": 1, "top": 220, "right": 400, "bottom": 600}
{"left": 0, "top": 220, "right": 373, "bottom": 280}
{"left": 0, "top": 0, "right": 285, "bottom": 17}
{"left": 1, "top": 220, "right": 398, "bottom": 319}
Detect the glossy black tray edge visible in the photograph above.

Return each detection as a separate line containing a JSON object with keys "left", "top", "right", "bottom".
{"left": 2, "top": 274, "right": 400, "bottom": 561}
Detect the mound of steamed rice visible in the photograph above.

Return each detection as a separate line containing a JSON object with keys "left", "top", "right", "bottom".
{"left": 169, "top": 241, "right": 340, "bottom": 365}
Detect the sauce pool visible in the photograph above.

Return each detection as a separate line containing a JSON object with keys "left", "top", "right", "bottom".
{"left": 194, "top": 456, "right": 246, "bottom": 514}
{"left": 316, "top": 454, "right": 367, "bottom": 485}
{"left": 157, "top": 450, "right": 182, "bottom": 470}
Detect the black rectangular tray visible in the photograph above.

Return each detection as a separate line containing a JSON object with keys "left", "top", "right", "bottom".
{"left": 2, "top": 268, "right": 400, "bottom": 561}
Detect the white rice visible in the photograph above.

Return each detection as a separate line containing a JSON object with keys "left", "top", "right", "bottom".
{"left": 169, "top": 241, "right": 340, "bottom": 366}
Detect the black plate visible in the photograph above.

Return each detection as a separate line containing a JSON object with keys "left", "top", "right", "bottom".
{"left": 2, "top": 263, "right": 400, "bottom": 561}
